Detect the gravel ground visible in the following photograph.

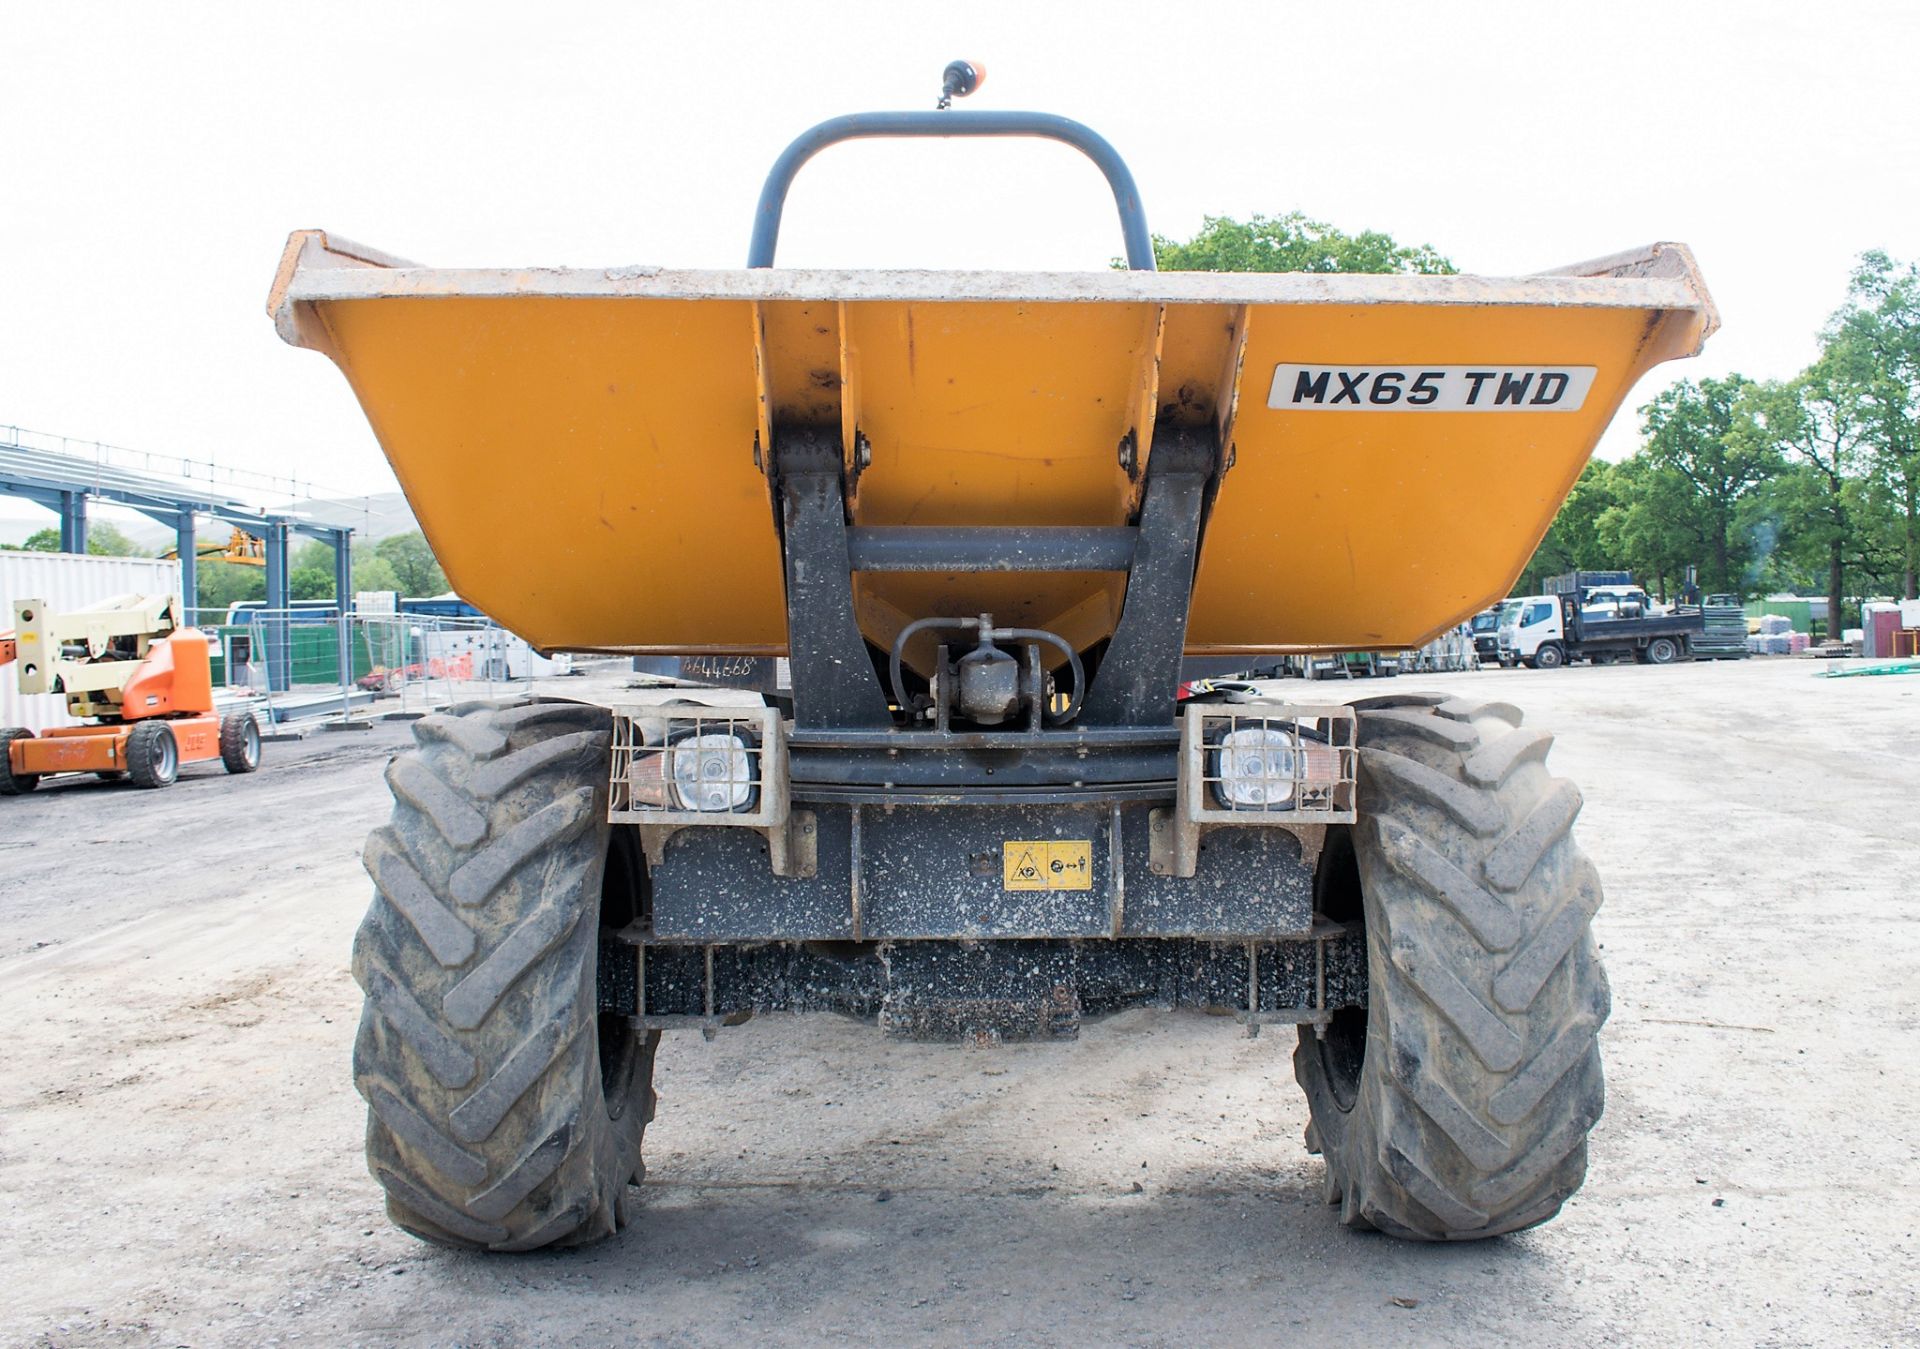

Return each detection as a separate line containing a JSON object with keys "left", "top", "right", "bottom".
{"left": 1, "top": 658, "right": 1916, "bottom": 1347}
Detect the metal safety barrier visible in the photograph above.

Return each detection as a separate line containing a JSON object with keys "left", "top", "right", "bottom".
{"left": 196, "top": 609, "right": 567, "bottom": 728}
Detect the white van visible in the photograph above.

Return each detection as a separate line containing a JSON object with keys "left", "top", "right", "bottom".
{"left": 1497, "top": 595, "right": 1562, "bottom": 666}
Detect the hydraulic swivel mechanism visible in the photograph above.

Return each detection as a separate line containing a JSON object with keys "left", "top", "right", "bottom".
{"left": 887, "top": 614, "right": 1084, "bottom": 728}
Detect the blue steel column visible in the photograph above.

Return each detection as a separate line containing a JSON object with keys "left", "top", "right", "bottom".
{"left": 174, "top": 513, "right": 198, "bottom": 623}
{"left": 333, "top": 529, "right": 354, "bottom": 701}
{"left": 332, "top": 530, "right": 354, "bottom": 610}
{"left": 264, "top": 519, "right": 292, "bottom": 692}
{"left": 59, "top": 490, "right": 88, "bottom": 554}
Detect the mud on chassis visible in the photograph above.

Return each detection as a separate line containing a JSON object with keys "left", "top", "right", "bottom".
{"left": 351, "top": 417, "right": 1608, "bottom": 1251}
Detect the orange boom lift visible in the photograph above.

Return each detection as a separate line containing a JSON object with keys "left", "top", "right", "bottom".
{"left": 1, "top": 593, "right": 261, "bottom": 794}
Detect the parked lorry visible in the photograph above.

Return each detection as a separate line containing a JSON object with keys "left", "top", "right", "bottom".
{"left": 1469, "top": 606, "right": 1505, "bottom": 664}
{"left": 269, "top": 69, "right": 1717, "bottom": 1249}
{"left": 1498, "top": 572, "right": 1705, "bottom": 668}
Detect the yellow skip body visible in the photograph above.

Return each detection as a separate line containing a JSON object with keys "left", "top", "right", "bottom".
{"left": 269, "top": 234, "right": 1715, "bottom": 659}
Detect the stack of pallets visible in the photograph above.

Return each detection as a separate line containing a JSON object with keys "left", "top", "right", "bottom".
{"left": 1695, "top": 598, "right": 1750, "bottom": 660}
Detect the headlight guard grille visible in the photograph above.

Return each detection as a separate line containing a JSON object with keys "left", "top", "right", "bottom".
{"left": 609, "top": 703, "right": 787, "bottom": 829}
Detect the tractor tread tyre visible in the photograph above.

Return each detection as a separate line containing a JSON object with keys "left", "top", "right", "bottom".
{"left": 125, "top": 722, "right": 178, "bottom": 789}
{"left": 350, "top": 700, "right": 657, "bottom": 1252}
{"left": 1294, "top": 695, "right": 1609, "bottom": 1241}
{"left": 219, "top": 711, "right": 261, "bottom": 774}
{"left": 0, "top": 727, "right": 39, "bottom": 794}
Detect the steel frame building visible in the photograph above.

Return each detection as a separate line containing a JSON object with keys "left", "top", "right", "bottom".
{"left": 0, "top": 435, "right": 355, "bottom": 688}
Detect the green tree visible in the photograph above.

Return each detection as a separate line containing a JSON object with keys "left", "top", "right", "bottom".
{"left": 291, "top": 539, "right": 335, "bottom": 572}
{"left": 197, "top": 560, "right": 265, "bottom": 616}
{"left": 374, "top": 531, "right": 448, "bottom": 597}
{"left": 1637, "top": 375, "right": 1777, "bottom": 595}
{"left": 1850, "top": 473, "right": 1910, "bottom": 599}
{"left": 289, "top": 566, "right": 335, "bottom": 601}
{"left": 353, "top": 554, "right": 402, "bottom": 595}
{"left": 1825, "top": 250, "right": 1920, "bottom": 598}
{"left": 1148, "top": 212, "right": 1454, "bottom": 275}
{"left": 1593, "top": 455, "right": 1698, "bottom": 598}
{"left": 1517, "top": 460, "right": 1619, "bottom": 592}
{"left": 288, "top": 539, "right": 343, "bottom": 602}
{"left": 7, "top": 522, "right": 147, "bottom": 556}
{"left": 1738, "top": 367, "right": 1871, "bottom": 636}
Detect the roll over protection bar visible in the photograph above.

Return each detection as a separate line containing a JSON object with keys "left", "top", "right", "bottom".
{"left": 748, "top": 110, "right": 1156, "bottom": 270}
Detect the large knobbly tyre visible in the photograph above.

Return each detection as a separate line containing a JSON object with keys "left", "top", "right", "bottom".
{"left": 219, "top": 710, "right": 261, "bottom": 774}
{"left": 351, "top": 700, "right": 657, "bottom": 1251}
{"left": 0, "top": 727, "right": 39, "bottom": 794}
{"left": 1295, "top": 694, "right": 1609, "bottom": 1240}
{"left": 126, "top": 721, "right": 179, "bottom": 788}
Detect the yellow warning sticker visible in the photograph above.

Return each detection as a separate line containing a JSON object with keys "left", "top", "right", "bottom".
{"left": 1002, "top": 840, "right": 1094, "bottom": 892}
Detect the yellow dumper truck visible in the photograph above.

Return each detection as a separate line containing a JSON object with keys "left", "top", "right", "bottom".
{"left": 271, "top": 80, "right": 1716, "bottom": 1249}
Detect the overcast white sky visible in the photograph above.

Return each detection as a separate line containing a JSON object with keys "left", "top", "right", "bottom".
{"left": 3, "top": 1, "right": 1917, "bottom": 514}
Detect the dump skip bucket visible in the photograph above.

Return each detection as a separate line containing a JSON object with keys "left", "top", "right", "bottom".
{"left": 271, "top": 233, "right": 1715, "bottom": 656}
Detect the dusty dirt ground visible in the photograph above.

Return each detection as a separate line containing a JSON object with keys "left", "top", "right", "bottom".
{"left": 1, "top": 658, "right": 1917, "bottom": 1347}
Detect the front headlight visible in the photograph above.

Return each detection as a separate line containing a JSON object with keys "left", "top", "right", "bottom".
{"left": 627, "top": 729, "right": 759, "bottom": 813}
{"left": 1208, "top": 725, "right": 1297, "bottom": 810}
{"left": 671, "top": 732, "right": 757, "bottom": 812}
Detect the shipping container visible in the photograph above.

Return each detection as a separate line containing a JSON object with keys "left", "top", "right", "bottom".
{"left": 1, "top": 550, "right": 182, "bottom": 732}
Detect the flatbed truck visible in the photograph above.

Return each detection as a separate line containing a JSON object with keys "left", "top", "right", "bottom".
{"left": 1497, "top": 573, "right": 1705, "bottom": 667}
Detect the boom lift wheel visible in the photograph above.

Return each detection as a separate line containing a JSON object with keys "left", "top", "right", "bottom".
{"left": 350, "top": 700, "right": 657, "bottom": 1251}
{"left": 0, "top": 727, "right": 39, "bottom": 795}
{"left": 1294, "top": 696, "right": 1609, "bottom": 1240}
{"left": 126, "top": 722, "right": 180, "bottom": 789}
{"left": 219, "top": 711, "right": 262, "bottom": 774}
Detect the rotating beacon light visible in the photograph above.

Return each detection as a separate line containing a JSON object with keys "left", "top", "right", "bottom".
{"left": 936, "top": 59, "right": 986, "bottom": 109}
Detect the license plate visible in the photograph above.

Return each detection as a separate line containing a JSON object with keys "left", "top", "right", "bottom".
{"left": 1002, "top": 840, "right": 1093, "bottom": 891}
{"left": 1268, "top": 364, "right": 1596, "bottom": 412}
